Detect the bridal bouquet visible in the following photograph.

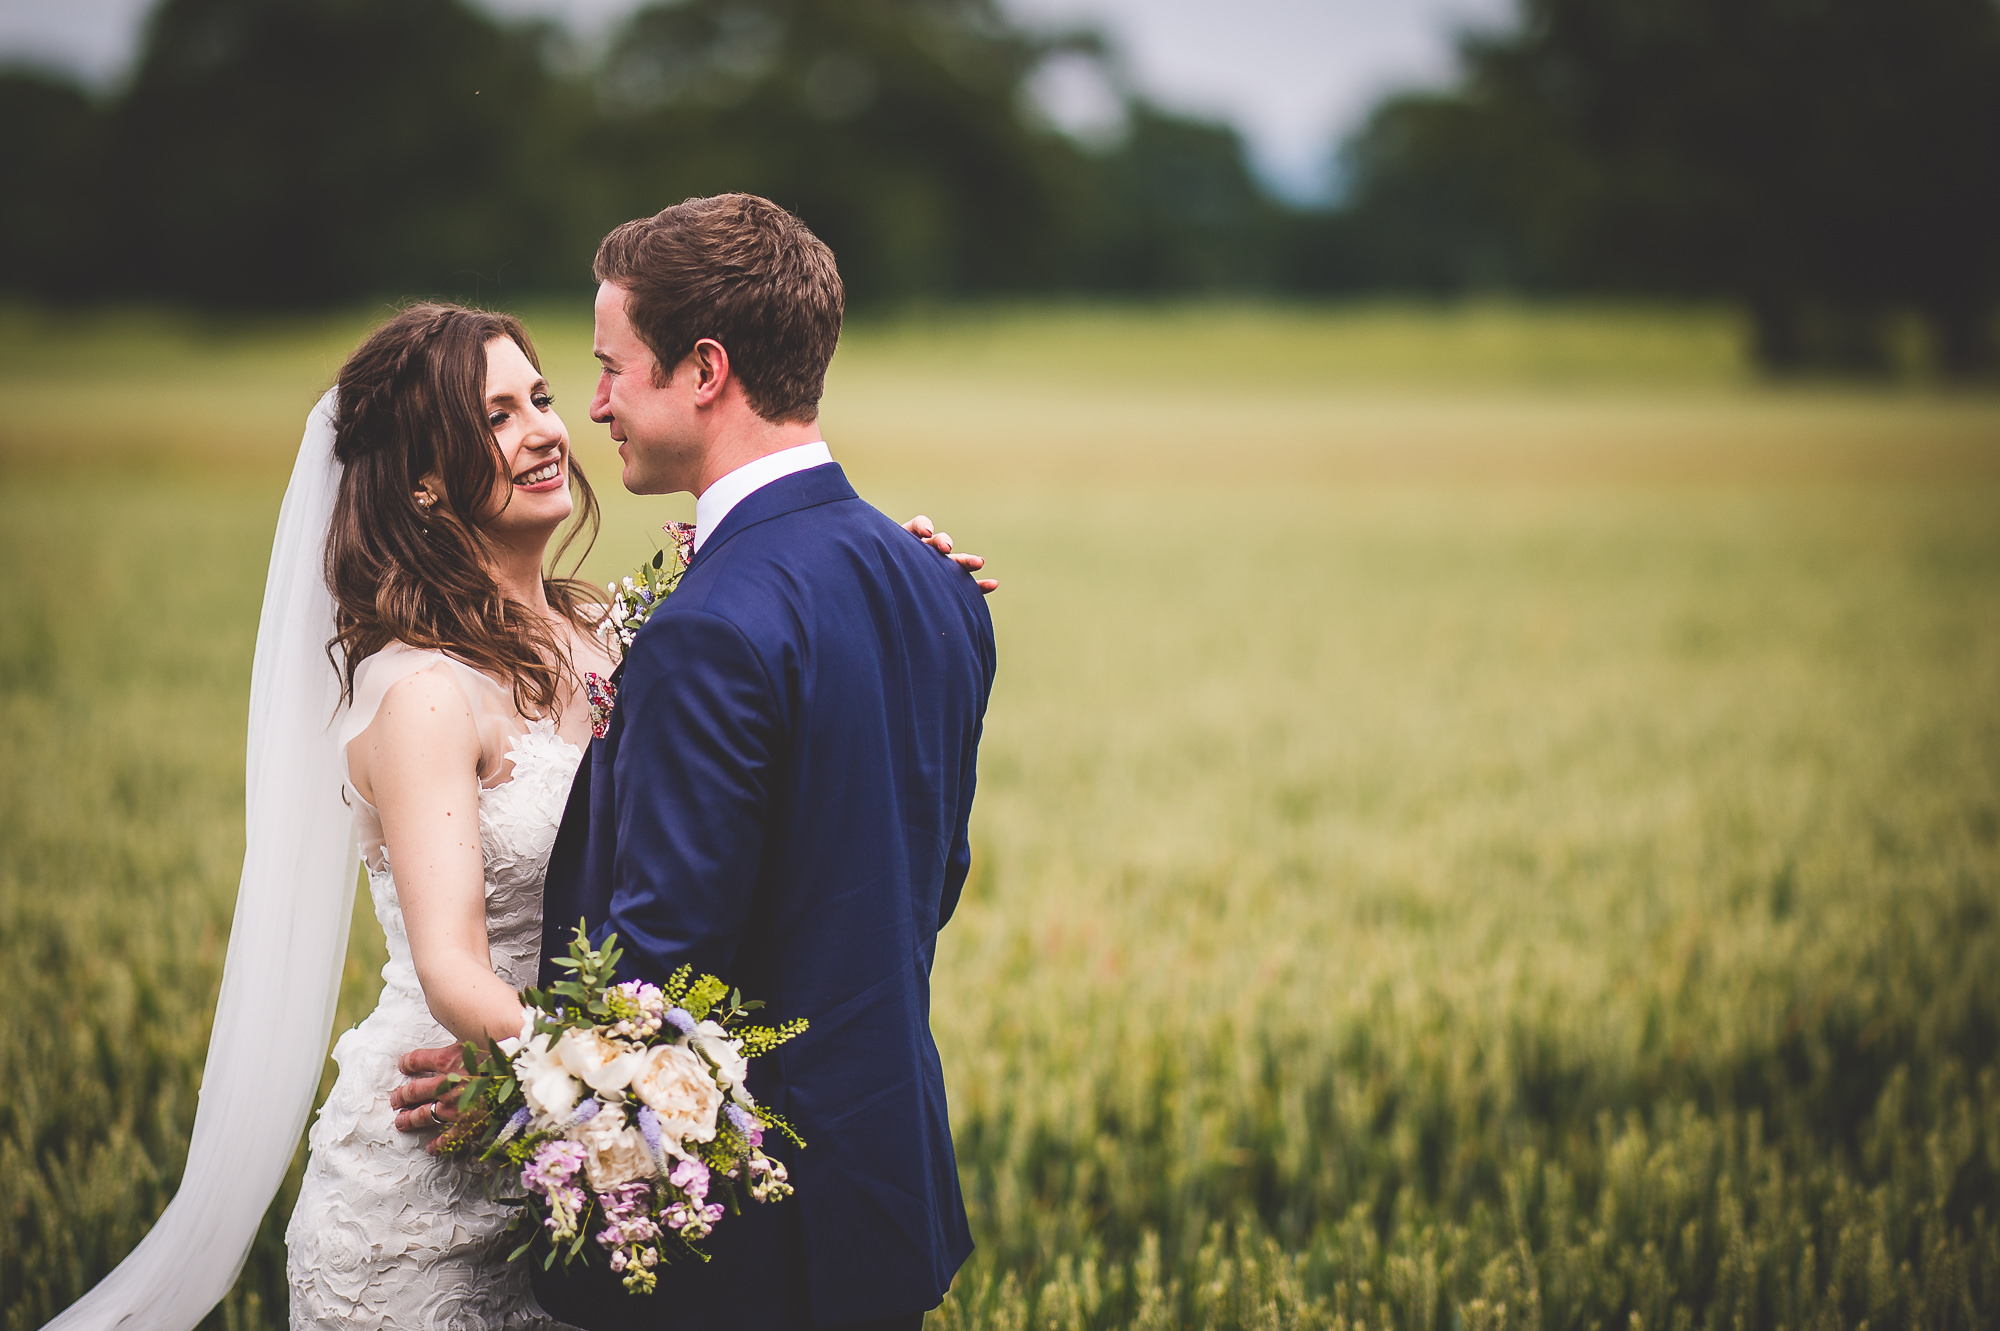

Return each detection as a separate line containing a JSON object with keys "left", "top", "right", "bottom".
{"left": 436, "top": 926, "right": 806, "bottom": 1293}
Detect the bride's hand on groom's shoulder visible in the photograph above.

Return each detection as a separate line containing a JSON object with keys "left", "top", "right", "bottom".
{"left": 904, "top": 514, "right": 999, "bottom": 594}
{"left": 390, "top": 1044, "right": 464, "bottom": 1151}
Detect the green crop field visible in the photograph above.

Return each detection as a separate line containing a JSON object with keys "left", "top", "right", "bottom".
{"left": 3, "top": 302, "right": 1999, "bottom": 1331}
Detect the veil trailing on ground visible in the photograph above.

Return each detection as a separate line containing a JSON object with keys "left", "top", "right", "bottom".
{"left": 46, "top": 390, "right": 358, "bottom": 1331}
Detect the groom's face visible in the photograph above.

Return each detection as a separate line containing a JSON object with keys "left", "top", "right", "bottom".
{"left": 591, "top": 281, "right": 697, "bottom": 495}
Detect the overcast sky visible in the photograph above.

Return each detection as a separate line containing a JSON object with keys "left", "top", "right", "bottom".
{"left": 0, "top": 0, "right": 1514, "bottom": 199}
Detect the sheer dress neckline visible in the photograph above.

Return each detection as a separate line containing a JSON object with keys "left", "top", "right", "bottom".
{"left": 337, "top": 641, "right": 607, "bottom": 873}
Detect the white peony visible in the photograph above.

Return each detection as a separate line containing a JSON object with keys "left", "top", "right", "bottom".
{"left": 689, "top": 1019, "right": 749, "bottom": 1093}
{"left": 575, "top": 1108, "right": 653, "bottom": 1192}
{"left": 630, "top": 1043, "right": 724, "bottom": 1154}
{"left": 513, "top": 1033, "right": 581, "bottom": 1123}
{"left": 557, "top": 1027, "right": 648, "bottom": 1098}
{"left": 497, "top": 1007, "right": 539, "bottom": 1058}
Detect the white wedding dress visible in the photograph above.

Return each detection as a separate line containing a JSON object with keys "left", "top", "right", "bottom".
{"left": 286, "top": 644, "right": 597, "bottom": 1331}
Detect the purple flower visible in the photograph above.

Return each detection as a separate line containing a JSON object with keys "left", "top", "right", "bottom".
{"left": 496, "top": 1105, "right": 533, "bottom": 1144}
{"left": 664, "top": 1197, "right": 717, "bottom": 1240}
{"left": 664, "top": 1007, "right": 696, "bottom": 1036}
{"left": 523, "top": 1139, "right": 590, "bottom": 1235}
{"left": 594, "top": 1181, "right": 661, "bottom": 1248}
{"left": 636, "top": 1104, "right": 664, "bottom": 1162}
{"left": 522, "top": 1139, "right": 586, "bottom": 1195}
{"left": 600, "top": 1180, "right": 650, "bottom": 1215}
{"left": 722, "top": 1102, "right": 764, "bottom": 1146}
{"left": 668, "top": 1156, "right": 711, "bottom": 1203}
{"left": 567, "top": 1096, "right": 601, "bottom": 1127}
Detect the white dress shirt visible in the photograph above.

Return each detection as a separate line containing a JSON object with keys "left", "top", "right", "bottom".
{"left": 692, "top": 441, "right": 833, "bottom": 553}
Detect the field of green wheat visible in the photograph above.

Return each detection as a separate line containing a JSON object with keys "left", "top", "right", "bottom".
{"left": 3, "top": 302, "right": 1998, "bottom": 1331}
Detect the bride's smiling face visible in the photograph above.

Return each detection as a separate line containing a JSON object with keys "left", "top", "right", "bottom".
{"left": 473, "top": 335, "right": 573, "bottom": 541}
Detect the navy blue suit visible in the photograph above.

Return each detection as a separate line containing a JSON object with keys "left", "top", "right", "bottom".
{"left": 533, "top": 463, "right": 992, "bottom": 1331}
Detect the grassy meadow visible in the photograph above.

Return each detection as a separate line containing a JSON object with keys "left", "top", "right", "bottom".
{"left": 3, "top": 300, "right": 1999, "bottom": 1331}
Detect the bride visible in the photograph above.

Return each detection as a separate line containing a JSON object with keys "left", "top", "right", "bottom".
{"left": 43, "top": 302, "right": 991, "bottom": 1331}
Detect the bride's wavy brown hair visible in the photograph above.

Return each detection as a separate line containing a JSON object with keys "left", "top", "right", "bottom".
{"left": 326, "top": 303, "right": 602, "bottom": 718}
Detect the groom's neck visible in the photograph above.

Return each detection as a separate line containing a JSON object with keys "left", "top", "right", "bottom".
{"left": 691, "top": 412, "right": 826, "bottom": 497}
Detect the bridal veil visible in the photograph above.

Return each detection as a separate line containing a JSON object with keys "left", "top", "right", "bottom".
{"left": 45, "top": 390, "right": 359, "bottom": 1330}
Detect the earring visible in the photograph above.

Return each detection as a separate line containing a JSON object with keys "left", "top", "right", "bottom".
{"left": 414, "top": 488, "right": 437, "bottom": 513}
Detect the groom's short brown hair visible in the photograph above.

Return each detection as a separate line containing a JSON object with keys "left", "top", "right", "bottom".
{"left": 593, "top": 194, "right": 843, "bottom": 425}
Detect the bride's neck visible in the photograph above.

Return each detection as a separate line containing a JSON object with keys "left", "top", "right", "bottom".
{"left": 487, "top": 540, "right": 554, "bottom": 619}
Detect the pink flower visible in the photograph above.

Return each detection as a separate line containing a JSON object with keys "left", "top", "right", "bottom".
{"left": 664, "top": 521, "right": 696, "bottom": 566}
{"left": 523, "top": 1140, "right": 585, "bottom": 1196}
{"left": 523, "top": 1140, "right": 590, "bottom": 1238}
{"left": 586, "top": 672, "right": 617, "bottom": 738}
{"left": 668, "top": 1156, "right": 711, "bottom": 1203}
{"left": 594, "top": 1180, "right": 658, "bottom": 1245}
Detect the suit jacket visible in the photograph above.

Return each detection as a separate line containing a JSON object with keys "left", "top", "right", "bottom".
{"left": 533, "top": 463, "right": 993, "bottom": 1331}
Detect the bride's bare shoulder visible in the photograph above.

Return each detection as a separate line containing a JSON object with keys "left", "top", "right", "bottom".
{"left": 343, "top": 645, "right": 488, "bottom": 753}
{"left": 345, "top": 665, "right": 484, "bottom": 804}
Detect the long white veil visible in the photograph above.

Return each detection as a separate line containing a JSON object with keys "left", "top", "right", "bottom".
{"left": 45, "top": 389, "right": 358, "bottom": 1330}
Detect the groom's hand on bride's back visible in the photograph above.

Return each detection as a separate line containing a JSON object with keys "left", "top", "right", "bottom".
{"left": 905, "top": 514, "right": 999, "bottom": 594}
{"left": 390, "top": 1044, "right": 464, "bottom": 1150}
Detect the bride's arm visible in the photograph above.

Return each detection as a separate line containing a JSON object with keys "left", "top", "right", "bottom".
{"left": 352, "top": 669, "right": 526, "bottom": 1050}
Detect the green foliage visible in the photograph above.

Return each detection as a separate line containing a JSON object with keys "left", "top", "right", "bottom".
{"left": 740, "top": 1019, "right": 811, "bottom": 1059}
{"left": 0, "top": 0, "right": 1287, "bottom": 309}
{"left": 536, "top": 922, "right": 627, "bottom": 1025}
{"left": 756, "top": 1109, "right": 808, "bottom": 1153}
{"left": 1336, "top": 0, "right": 2000, "bottom": 375}
{"left": 679, "top": 976, "right": 730, "bottom": 1024}
{"left": 701, "top": 1128, "right": 751, "bottom": 1172}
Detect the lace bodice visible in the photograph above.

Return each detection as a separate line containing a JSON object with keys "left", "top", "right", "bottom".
{"left": 287, "top": 644, "right": 599, "bottom": 1331}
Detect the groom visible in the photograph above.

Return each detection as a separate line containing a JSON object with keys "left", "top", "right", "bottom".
{"left": 540, "top": 194, "right": 988, "bottom": 1330}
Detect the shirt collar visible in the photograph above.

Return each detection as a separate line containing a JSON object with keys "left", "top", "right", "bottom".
{"left": 692, "top": 441, "right": 832, "bottom": 553}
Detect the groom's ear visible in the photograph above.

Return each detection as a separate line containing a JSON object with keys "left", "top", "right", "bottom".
{"left": 690, "top": 338, "right": 731, "bottom": 406}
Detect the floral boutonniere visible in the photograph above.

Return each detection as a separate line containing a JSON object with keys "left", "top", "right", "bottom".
{"left": 589, "top": 523, "right": 696, "bottom": 738}
{"left": 605, "top": 521, "right": 695, "bottom": 655}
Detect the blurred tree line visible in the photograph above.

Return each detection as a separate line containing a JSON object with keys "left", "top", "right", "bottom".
{"left": 3, "top": 0, "right": 1998, "bottom": 374}
{"left": 0, "top": 0, "right": 1277, "bottom": 309}
{"left": 1324, "top": 0, "right": 2000, "bottom": 375}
